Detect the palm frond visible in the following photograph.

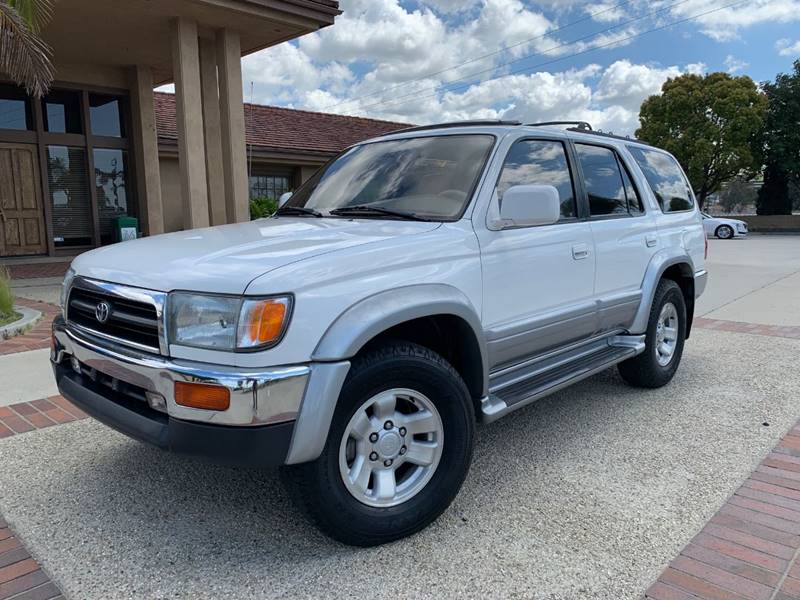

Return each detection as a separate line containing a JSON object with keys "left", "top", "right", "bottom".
{"left": 8, "top": 0, "right": 53, "bottom": 33}
{"left": 0, "top": 1, "right": 54, "bottom": 97}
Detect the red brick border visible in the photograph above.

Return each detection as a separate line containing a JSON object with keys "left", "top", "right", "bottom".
{"left": 0, "top": 396, "right": 87, "bottom": 439}
{"left": 645, "top": 422, "right": 800, "bottom": 599}
{"left": 3, "top": 261, "right": 70, "bottom": 280}
{"left": 694, "top": 317, "right": 800, "bottom": 340}
{"left": 0, "top": 517, "right": 63, "bottom": 600}
{"left": 0, "top": 298, "right": 60, "bottom": 356}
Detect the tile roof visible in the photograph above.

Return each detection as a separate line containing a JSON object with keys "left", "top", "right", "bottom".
{"left": 154, "top": 92, "right": 410, "bottom": 155}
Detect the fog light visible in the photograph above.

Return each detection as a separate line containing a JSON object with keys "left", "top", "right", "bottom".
{"left": 174, "top": 381, "right": 230, "bottom": 411}
{"left": 146, "top": 392, "right": 167, "bottom": 413}
{"left": 70, "top": 357, "right": 81, "bottom": 373}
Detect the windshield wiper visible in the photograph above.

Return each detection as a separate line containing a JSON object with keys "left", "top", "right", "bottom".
{"left": 329, "top": 205, "right": 432, "bottom": 222}
{"left": 275, "top": 205, "right": 323, "bottom": 218}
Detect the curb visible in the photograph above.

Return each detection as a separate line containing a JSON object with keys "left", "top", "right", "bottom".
{"left": 0, "top": 306, "right": 43, "bottom": 341}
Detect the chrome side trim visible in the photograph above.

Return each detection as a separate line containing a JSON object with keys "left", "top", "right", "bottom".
{"left": 694, "top": 269, "right": 708, "bottom": 298}
{"left": 68, "top": 276, "right": 168, "bottom": 355}
{"left": 52, "top": 319, "right": 308, "bottom": 427}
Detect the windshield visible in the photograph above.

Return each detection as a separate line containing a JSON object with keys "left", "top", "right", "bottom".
{"left": 283, "top": 134, "right": 495, "bottom": 221}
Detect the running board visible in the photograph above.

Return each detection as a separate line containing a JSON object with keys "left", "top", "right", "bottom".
{"left": 481, "top": 334, "right": 645, "bottom": 423}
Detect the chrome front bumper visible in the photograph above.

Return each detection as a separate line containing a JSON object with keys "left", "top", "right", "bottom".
{"left": 51, "top": 316, "right": 309, "bottom": 427}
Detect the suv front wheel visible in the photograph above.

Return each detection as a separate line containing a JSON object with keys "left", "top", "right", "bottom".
{"left": 618, "top": 278, "right": 686, "bottom": 388}
{"left": 287, "top": 341, "right": 475, "bottom": 546}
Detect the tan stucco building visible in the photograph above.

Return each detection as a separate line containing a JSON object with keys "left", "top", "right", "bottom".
{"left": 0, "top": 0, "right": 343, "bottom": 259}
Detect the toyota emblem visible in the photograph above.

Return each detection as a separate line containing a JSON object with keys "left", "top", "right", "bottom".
{"left": 95, "top": 301, "right": 111, "bottom": 324}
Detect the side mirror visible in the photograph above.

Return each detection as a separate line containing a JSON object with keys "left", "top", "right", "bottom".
{"left": 499, "top": 185, "right": 560, "bottom": 228}
{"left": 278, "top": 191, "right": 293, "bottom": 208}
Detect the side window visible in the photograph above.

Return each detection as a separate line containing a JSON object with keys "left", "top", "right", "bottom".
{"left": 575, "top": 144, "right": 626, "bottom": 216}
{"left": 627, "top": 146, "right": 694, "bottom": 212}
{"left": 497, "top": 140, "right": 576, "bottom": 219}
{"left": 619, "top": 159, "right": 644, "bottom": 214}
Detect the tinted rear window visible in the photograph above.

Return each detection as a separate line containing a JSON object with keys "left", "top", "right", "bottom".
{"left": 627, "top": 146, "right": 694, "bottom": 213}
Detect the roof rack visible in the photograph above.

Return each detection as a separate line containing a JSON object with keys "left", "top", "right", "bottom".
{"left": 527, "top": 121, "right": 593, "bottom": 131}
{"left": 391, "top": 120, "right": 522, "bottom": 134}
{"left": 565, "top": 127, "right": 654, "bottom": 146}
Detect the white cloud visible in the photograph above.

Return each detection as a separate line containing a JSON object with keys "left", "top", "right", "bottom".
{"left": 669, "top": 0, "right": 800, "bottom": 42}
{"left": 776, "top": 39, "right": 800, "bottom": 57}
{"left": 723, "top": 55, "right": 748, "bottom": 74}
{"left": 594, "top": 60, "right": 681, "bottom": 111}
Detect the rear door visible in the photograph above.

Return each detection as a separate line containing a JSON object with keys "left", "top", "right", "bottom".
{"left": 477, "top": 137, "right": 596, "bottom": 369}
{"left": 572, "top": 142, "right": 658, "bottom": 333}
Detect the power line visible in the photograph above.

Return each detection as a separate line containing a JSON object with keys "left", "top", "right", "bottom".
{"left": 342, "top": 0, "right": 697, "bottom": 115}
{"left": 320, "top": 0, "right": 638, "bottom": 111}
{"left": 352, "top": 0, "right": 746, "bottom": 115}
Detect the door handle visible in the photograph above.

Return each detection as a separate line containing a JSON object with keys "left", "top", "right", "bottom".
{"left": 572, "top": 244, "right": 590, "bottom": 260}
{"left": 645, "top": 234, "right": 657, "bottom": 247}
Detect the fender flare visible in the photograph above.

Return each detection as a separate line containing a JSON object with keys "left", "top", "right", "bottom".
{"left": 312, "top": 283, "right": 489, "bottom": 395}
{"left": 630, "top": 249, "right": 695, "bottom": 334}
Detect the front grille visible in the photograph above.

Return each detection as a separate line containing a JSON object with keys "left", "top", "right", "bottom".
{"left": 67, "top": 286, "right": 160, "bottom": 351}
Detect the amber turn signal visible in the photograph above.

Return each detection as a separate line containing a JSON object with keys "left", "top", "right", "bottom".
{"left": 237, "top": 298, "right": 289, "bottom": 348}
{"left": 174, "top": 381, "right": 230, "bottom": 411}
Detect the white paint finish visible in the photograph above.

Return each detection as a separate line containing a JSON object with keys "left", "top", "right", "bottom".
{"left": 70, "top": 218, "right": 439, "bottom": 296}
{"left": 0, "top": 348, "right": 57, "bottom": 407}
{"left": 589, "top": 215, "right": 659, "bottom": 298}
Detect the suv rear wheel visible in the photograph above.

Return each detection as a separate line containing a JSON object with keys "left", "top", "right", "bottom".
{"left": 286, "top": 341, "right": 475, "bottom": 546}
{"left": 618, "top": 278, "right": 686, "bottom": 388}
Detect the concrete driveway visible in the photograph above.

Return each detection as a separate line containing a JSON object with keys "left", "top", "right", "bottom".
{"left": 1, "top": 234, "right": 799, "bottom": 599}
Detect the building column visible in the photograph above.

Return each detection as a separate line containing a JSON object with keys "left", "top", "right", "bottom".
{"left": 216, "top": 28, "right": 249, "bottom": 223}
{"left": 171, "top": 18, "right": 210, "bottom": 230}
{"left": 199, "top": 37, "right": 227, "bottom": 226}
{"left": 129, "top": 65, "right": 164, "bottom": 236}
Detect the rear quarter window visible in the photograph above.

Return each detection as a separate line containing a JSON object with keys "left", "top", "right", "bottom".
{"left": 627, "top": 146, "right": 694, "bottom": 213}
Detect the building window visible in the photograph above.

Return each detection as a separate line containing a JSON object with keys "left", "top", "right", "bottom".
{"left": 0, "top": 86, "right": 31, "bottom": 130}
{"left": 94, "top": 148, "right": 130, "bottom": 244}
{"left": 42, "top": 90, "right": 82, "bottom": 134}
{"left": 89, "top": 94, "right": 124, "bottom": 137}
{"left": 47, "top": 146, "right": 93, "bottom": 247}
{"left": 249, "top": 173, "right": 292, "bottom": 200}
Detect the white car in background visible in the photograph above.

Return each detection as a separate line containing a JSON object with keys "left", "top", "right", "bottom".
{"left": 702, "top": 212, "right": 748, "bottom": 239}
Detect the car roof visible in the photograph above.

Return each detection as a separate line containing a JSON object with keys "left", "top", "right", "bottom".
{"left": 363, "top": 120, "right": 656, "bottom": 152}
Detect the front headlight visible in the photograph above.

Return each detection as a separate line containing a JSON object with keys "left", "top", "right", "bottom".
{"left": 168, "top": 292, "right": 292, "bottom": 351}
{"left": 60, "top": 268, "right": 76, "bottom": 314}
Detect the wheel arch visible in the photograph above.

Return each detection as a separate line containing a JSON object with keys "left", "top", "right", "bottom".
{"left": 631, "top": 252, "right": 696, "bottom": 338}
{"left": 313, "top": 284, "right": 489, "bottom": 399}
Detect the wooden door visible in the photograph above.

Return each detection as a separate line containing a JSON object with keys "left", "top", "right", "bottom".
{"left": 0, "top": 143, "right": 46, "bottom": 256}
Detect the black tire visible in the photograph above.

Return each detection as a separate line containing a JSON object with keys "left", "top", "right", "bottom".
{"left": 716, "top": 225, "right": 734, "bottom": 239}
{"left": 618, "top": 279, "right": 686, "bottom": 388}
{"left": 285, "top": 341, "right": 475, "bottom": 546}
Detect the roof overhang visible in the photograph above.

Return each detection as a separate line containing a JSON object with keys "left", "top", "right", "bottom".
{"left": 44, "top": 0, "right": 340, "bottom": 85}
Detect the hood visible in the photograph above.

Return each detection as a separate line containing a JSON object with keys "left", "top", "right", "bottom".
{"left": 71, "top": 218, "right": 440, "bottom": 294}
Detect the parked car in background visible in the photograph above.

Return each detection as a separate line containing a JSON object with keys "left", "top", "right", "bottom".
{"left": 52, "top": 120, "right": 707, "bottom": 547}
{"left": 702, "top": 212, "right": 748, "bottom": 239}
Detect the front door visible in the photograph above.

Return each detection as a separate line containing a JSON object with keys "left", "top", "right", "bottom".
{"left": 0, "top": 143, "right": 46, "bottom": 256}
{"left": 478, "top": 138, "right": 596, "bottom": 369}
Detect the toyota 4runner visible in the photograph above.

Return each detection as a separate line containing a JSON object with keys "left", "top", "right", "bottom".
{"left": 52, "top": 120, "right": 707, "bottom": 546}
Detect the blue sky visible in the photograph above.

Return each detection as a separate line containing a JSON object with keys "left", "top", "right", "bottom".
{"left": 230, "top": 0, "right": 800, "bottom": 134}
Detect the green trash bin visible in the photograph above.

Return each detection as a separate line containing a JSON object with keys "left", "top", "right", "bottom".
{"left": 114, "top": 216, "right": 139, "bottom": 242}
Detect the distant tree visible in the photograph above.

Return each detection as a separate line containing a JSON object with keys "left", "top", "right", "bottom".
{"left": 636, "top": 72, "right": 767, "bottom": 209}
{"left": 717, "top": 177, "right": 757, "bottom": 214}
{"left": 756, "top": 61, "right": 800, "bottom": 215}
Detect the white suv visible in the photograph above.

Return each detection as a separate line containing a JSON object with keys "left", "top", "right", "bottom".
{"left": 52, "top": 120, "right": 707, "bottom": 546}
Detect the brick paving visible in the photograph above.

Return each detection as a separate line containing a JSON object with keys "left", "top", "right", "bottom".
{"left": 0, "top": 298, "right": 60, "bottom": 355}
{"left": 2, "top": 262, "right": 70, "bottom": 280}
{"left": 0, "top": 396, "right": 87, "bottom": 439}
{"left": 0, "top": 517, "right": 63, "bottom": 600}
{"left": 694, "top": 317, "right": 800, "bottom": 340}
{"left": 645, "top": 422, "right": 800, "bottom": 600}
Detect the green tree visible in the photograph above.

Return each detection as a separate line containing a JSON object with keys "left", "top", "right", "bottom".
{"left": 717, "top": 177, "right": 757, "bottom": 214}
{"left": 756, "top": 61, "right": 800, "bottom": 215}
{"left": 636, "top": 72, "right": 767, "bottom": 209}
{"left": 0, "top": 0, "right": 54, "bottom": 97}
